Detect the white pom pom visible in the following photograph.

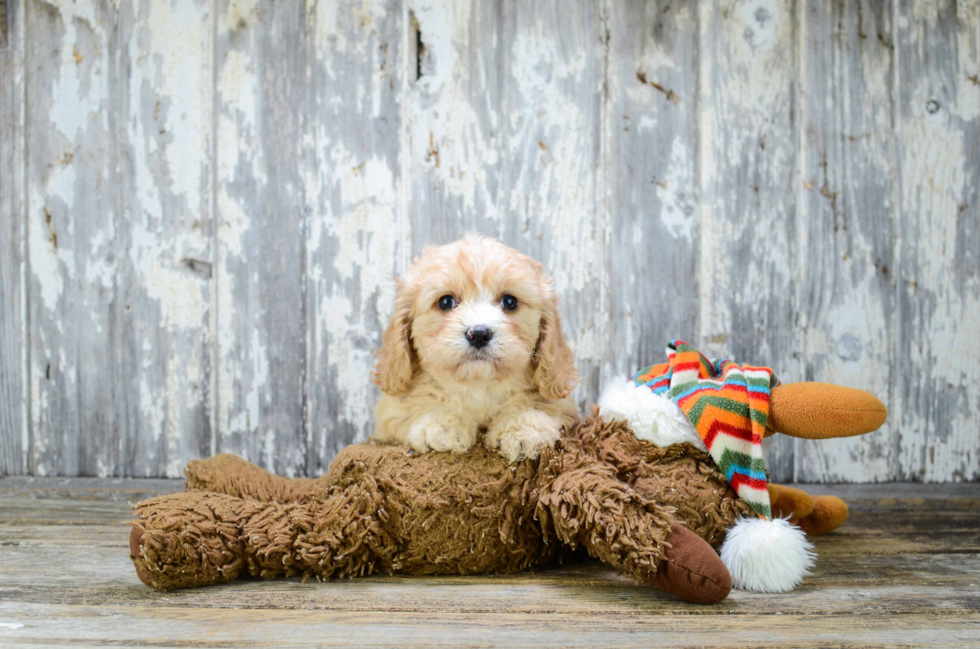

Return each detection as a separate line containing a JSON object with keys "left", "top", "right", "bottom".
{"left": 720, "top": 517, "right": 816, "bottom": 593}
{"left": 597, "top": 377, "right": 706, "bottom": 450}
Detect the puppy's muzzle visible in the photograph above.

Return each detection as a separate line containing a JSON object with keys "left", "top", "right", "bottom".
{"left": 465, "top": 325, "right": 493, "bottom": 350}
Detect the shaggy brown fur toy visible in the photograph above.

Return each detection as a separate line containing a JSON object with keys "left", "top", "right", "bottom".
{"left": 129, "top": 383, "right": 885, "bottom": 604}
{"left": 130, "top": 413, "right": 747, "bottom": 603}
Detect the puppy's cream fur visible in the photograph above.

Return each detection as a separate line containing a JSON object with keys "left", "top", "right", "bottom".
{"left": 372, "top": 236, "right": 579, "bottom": 462}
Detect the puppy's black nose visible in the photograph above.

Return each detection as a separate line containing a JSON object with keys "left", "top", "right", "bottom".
{"left": 466, "top": 325, "right": 493, "bottom": 349}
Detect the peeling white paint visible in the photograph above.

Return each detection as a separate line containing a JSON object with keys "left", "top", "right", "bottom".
{"left": 10, "top": 0, "right": 980, "bottom": 484}
{"left": 788, "top": 0, "right": 902, "bottom": 483}
{"left": 409, "top": 0, "right": 462, "bottom": 97}
{"left": 28, "top": 191, "right": 67, "bottom": 314}
{"left": 144, "top": 266, "right": 207, "bottom": 331}
{"left": 313, "top": 138, "right": 402, "bottom": 445}
{"left": 698, "top": 0, "right": 795, "bottom": 363}
{"left": 147, "top": 0, "right": 211, "bottom": 219}
{"left": 895, "top": 3, "right": 980, "bottom": 481}
{"left": 656, "top": 137, "right": 697, "bottom": 242}
{"left": 42, "top": 0, "right": 106, "bottom": 142}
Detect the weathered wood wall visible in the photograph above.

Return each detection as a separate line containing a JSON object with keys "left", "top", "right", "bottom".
{"left": 0, "top": 0, "right": 977, "bottom": 482}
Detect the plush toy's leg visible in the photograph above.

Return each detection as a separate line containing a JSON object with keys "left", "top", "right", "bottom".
{"left": 183, "top": 454, "right": 329, "bottom": 503}
{"left": 536, "top": 453, "right": 731, "bottom": 604}
{"left": 129, "top": 492, "right": 263, "bottom": 589}
{"left": 130, "top": 479, "right": 392, "bottom": 590}
{"left": 794, "top": 496, "right": 849, "bottom": 536}
{"left": 767, "top": 484, "right": 849, "bottom": 536}
{"left": 768, "top": 483, "right": 815, "bottom": 520}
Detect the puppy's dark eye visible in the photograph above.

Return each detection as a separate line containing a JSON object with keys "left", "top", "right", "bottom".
{"left": 501, "top": 294, "right": 519, "bottom": 311}
{"left": 438, "top": 295, "right": 457, "bottom": 311}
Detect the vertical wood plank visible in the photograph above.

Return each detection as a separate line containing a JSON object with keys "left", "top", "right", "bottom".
{"left": 26, "top": 0, "right": 119, "bottom": 476}
{"left": 0, "top": 0, "right": 27, "bottom": 476}
{"left": 25, "top": 0, "right": 213, "bottom": 478}
{"left": 215, "top": 0, "right": 310, "bottom": 475}
{"left": 407, "top": 0, "right": 607, "bottom": 407}
{"left": 697, "top": 0, "right": 798, "bottom": 481}
{"left": 794, "top": 0, "right": 898, "bottom": 482}
{"left": 115, "top": 0, "right": 213, "bottom": 477}
{"left": 1, "top": 0, "right": 7, "bottom": 49}
{"left": 605, "top": 0, "right": 700, "bottom": 380}
{"left": 305, "top": 0, "right": 408, "bottom": 473}
{"left": 895, "top": 0, "right": 980, "bottom": 481}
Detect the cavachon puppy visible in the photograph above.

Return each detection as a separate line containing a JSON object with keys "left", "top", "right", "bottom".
{"left": 371, "top": 235, "right": 580, "bottom": 462}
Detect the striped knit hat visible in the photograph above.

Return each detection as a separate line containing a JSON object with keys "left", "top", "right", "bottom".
{"left": 631, "top": 340, "right": 778, "bottom": 519}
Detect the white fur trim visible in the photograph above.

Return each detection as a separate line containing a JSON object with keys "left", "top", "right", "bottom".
{"left": 597, "top": 377, "right": 706, "bottom": 450}
{"left": 720, "top": 517, "right": 816, "bottom": 593}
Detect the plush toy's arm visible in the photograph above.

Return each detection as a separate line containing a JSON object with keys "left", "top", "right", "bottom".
{"left": 766, "top": 382, "right": 887, "bottom": 439}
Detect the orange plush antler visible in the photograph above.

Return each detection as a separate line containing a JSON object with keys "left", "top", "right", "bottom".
{"left": 766, "top": 382, "right": 887, "bottom": 439}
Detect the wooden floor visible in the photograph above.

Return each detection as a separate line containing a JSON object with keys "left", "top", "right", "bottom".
{"left": 0, "top": 479, "right": 978, "bottom": 649}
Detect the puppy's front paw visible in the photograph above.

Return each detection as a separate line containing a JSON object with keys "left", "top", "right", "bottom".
{"left": 406, "top": 412, "right": 478, "bottom": 454}
{"left": 485, "top": 409, "right": 564, "bottom": 463}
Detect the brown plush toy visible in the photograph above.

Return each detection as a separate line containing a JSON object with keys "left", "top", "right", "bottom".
{"left": 129, "top": 381, "right": 885, "bottom": 604}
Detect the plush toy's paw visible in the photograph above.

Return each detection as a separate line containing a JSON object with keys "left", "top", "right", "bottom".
{"left": 129, "top": 526, "right": 154, "bottom": 588}
{"left": 406, "top": 412, "right": 478, "bottom": 454}
{"left": 650, "top": 524, "right": 732, "bottom": 604}
{"left": 720, "top": 517, "right": 815, "bottom": 593}
{"left": 129, "top": 492, "right": 250, "bottom": 590}
{"left": 485, "top": 409, "right": 563, "bottom": 463}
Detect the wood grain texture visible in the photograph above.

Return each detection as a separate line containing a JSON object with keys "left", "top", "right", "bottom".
{"left": 4, "top": 0, "right": 980, "bottom": 482}
{"left": 407, "top": 0, "right": 607, "bottom": 408}
{"left": 304, "top": 0, "right": 408, "bottom": 475}
{"left": 794, "top": 0, "right": 898, "bottom": 482}
{"left": 23, "top": 0, "right": 213, "bottom": 479}
{"left": 115, "top": 0, "right": 213, "bottom": 478}
{"left": 214, "top": 0, "right": 310, "bottom": 476}
{"left": 0, "top": 479, "right": 978, "bottom": 648}
{"left": 0, "top": 0, "right": 26, "bottom": 476}
{"left": 605, "top": 0, "right": 701, "bottom": 380}
{"left": 697, "top": 0, "right": 799, "bottom": 481}
{"left": 1, "top": 0, "right": 8, "bottom": 49}
{"left": 26, "top": 0, "right": 121, "bottom": 476}
{"left": 2, "top": 604, "right": 977, "bottom": 649}
{"left": 894, "top": 0, "right": 980, "bottom": 482}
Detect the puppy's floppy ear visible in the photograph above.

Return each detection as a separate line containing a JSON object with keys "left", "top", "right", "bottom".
{"left": 533, "top": 290, "right": 579, "bottom": 399}
{"left": 372, "top": 278, "right": 415, "bottom": 395}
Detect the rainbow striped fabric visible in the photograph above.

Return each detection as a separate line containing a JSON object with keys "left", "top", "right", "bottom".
{"left": 632, "top": 340, "right": 778, "bottom": 519}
